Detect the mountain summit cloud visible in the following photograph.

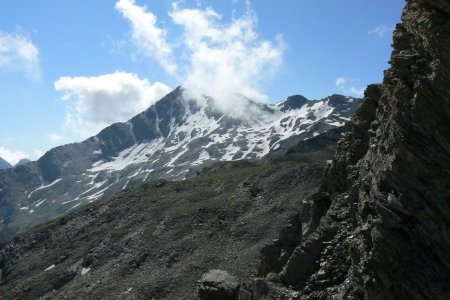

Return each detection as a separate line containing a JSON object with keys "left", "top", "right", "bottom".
{"left": 116, "top": 0, "right": 285, "bottom": 115}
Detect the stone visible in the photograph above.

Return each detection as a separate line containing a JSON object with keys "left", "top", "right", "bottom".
{"left": 198, "top": 270, "right": 240, "bottom": 300}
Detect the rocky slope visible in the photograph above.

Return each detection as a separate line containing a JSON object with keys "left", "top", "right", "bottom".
{"left": 0, "top": 149, "right": 330, "bottom": 298}
{"left": 0, "top": 88, "right": 359, "bottom": 241}
{"left": 233, "top": 0, "right": 449, "bottom": 299}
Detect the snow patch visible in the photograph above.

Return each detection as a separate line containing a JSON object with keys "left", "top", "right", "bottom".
{"left": 91, "top": 160, "right": 104, "bottom": 168}
{"left": 122, "top": 179, "right": 130, "bottom": 190}
{"left": 92, "top": 149, "right": 102, "bottom": 155}
{"left": 89, "top": 139, "right": 165, "bottom": 172}
{"left": 35, "top": 199, "right": 46, "bottom": 207}
{"left": 67, "top": 202, "right": 81, "bottom": 212}
{"left": 326, "top": 121, "right": 345, "bottom": 127}
{"left": 28, "top": 178, "right": 63, "bottom": 199}
{"left": 44, "top": 264, "right": 55, "bottom": 271}
{"left": 81, "top": 267, "right": 91, "bottom": 275}
{"left": 222, "top": 144, "right": 241, "bottom": 160}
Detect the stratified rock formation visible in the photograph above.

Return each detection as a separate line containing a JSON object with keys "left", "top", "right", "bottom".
{"left": 247, "top": 0, "right": 450, "bottom": 298}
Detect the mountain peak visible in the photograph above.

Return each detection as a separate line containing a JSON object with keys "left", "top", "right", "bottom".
{"left": 0, "top": 157, "right": 12, "bottom": 170}
{"left": 279, "top": 95, "right": 309, "bottom": 111}
{"left": 15, "top": 158, "right": 31, "bottom": 167}
{"left": 0, "top": 87, "right": 361, "bottom": 239}
{"left": 327, "top": 94, "right": 356, "bottom": 106}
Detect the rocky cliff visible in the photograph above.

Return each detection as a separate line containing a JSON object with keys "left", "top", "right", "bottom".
{"left": 236, "top": 0, "right": 449, "bottom": 298}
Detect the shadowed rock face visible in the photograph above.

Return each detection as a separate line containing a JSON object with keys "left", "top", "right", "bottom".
{"left": 245, "top": 0, "right": 450, "bottom": 299}
{"left": 341, "top": 1, "right": 450, "bottom": 297}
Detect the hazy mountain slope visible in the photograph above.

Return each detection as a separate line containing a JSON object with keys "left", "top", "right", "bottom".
{"left": 0, "top": 88, "right": 359, "bottom": 241}
{"left": 14, "top": 159, "right": 31, "bottom": 167}
{"left": 238, "top": 1, "right": 450, "bottom": 299}
{"left": 0, "top": 158, "right": 11, "bottom": 170}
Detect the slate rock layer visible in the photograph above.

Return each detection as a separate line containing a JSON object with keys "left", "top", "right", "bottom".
{"left": 252, "top": 0, "right": 450, "bottom": 298}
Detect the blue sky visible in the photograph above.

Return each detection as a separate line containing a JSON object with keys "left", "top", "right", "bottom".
{"left": 0, "top": 0, "right": 404, "bottom": 164}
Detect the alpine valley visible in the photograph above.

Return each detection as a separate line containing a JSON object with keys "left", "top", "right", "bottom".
{"left": 0, "top": 88, "right": 359, "bottom": 240}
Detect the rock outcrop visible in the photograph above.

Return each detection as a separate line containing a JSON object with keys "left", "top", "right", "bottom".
{"left": 198, "top": 270, "right": 240, "bottom": 300}
{"left": 243, "top": 0, "right": 450, "bottom": 298}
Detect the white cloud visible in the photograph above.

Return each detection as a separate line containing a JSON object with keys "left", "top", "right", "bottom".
{"left": 46, "top": 133, "right": 65, "bottom": 144}
{"left": 115, "top": 0, "right": 285, "bottom": 118}
{"left": 368, "top": 25, "right": 393, "bottom": 38}
{"left": 169, "top": 5, "right": 284, "bottom": 116}
{"left": 0, "top": 146, "right": 28, "bottom": 165}
{"left": 54, "top": 71, "right": 171, "bottom": 138}
{"left": 335, "top": 77, "right": 347, "bottom": 87}
{"left": 33, "top": 149, "right": 44, "bottom": 159}
{"left": 347, "top": 86, "right": 365, "bottom": 97}
{"left": 0, "top": 30, "right": 41, "bottom": 79}
{"left": 335, "top": 77, "right": 365, "bottom": 97}
{"left": 115, "top": 0, "right": 176, "bottom": 73}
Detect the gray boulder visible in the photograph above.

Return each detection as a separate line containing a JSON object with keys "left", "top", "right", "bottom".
{"left": 198, "top": 270, "right": 240, "bottom": 300}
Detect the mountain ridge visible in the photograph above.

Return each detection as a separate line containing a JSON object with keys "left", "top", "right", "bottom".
{"left": 0, "top": 158, "right": 12, "bottom": 170}
{"left": 14, "top": 159, "right": 31, "bottom": 167}
{"left": 0, "top": 88, "right": 360, "bottom": 240}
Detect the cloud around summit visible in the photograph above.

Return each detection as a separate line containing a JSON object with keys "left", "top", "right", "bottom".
{"left": 116, "top": 0, "right": 285, "bottom": 107}
{"left": 0, "top": 146, "right": 27, "bottom": 165}
{"left": 53, "top": 0, "right": 286, "bottom": 140}
{"left": 335, "top": 76, "right": 365, "bottom": 97}
{"left": 54, "top": 71, "right": 171, "bottom": 138}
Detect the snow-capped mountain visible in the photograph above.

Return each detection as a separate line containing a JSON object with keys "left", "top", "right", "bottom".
{"left": 0, "top": 87, "right": 359, "bottom": 239}
{"left": 0, "top": 157, "right": 12, "bottom": 170}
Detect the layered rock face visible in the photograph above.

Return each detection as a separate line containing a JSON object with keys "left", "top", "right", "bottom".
{"left": 340, "top": 1, "right": 450, "bottom": 297}
{"left": 244, "top": 0, "right": 450, "bottom": 299}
